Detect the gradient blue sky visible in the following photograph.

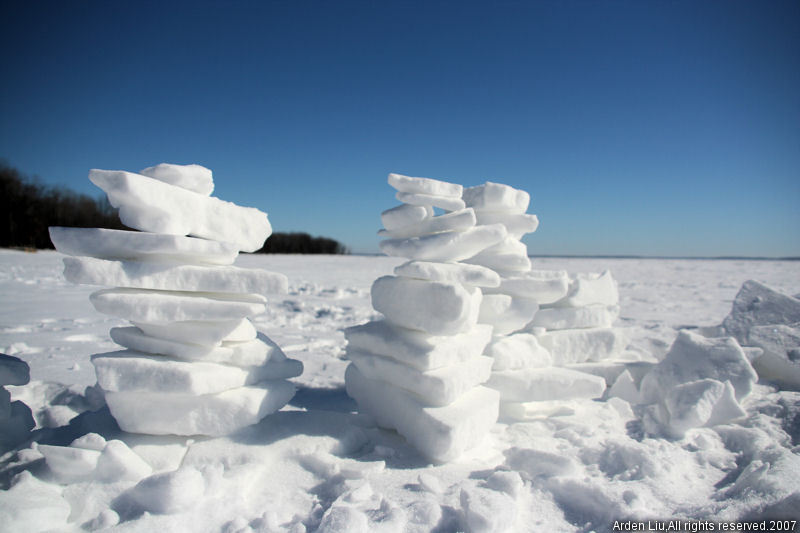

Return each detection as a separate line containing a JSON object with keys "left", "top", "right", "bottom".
{"left": 2, "top": 0, "right": 798, "bottom": 256}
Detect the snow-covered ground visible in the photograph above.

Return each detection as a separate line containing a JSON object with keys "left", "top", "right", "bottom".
{"left": 2, "top": 249, "right": 799, "bottom": 532}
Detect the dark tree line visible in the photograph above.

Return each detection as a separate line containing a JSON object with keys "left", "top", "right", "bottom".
{"left": 1, "top": 163, "right": 125, "bottom": 249}
{"left": 1, "top": 162, "right": 349, "bottom": 254}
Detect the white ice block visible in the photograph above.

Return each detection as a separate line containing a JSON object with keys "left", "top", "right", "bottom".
{"left": 463, "top": 247, "right": 531, "bottom": 273}
{"left": 91, "top": 351, "right": 282, "bottom": 394}
{"left": 478, "top": 294, "right": 539, "bottom": 336}
{"left": 95, "top": 440, "right": 153, "bottom": 483}
{"left": 396, "top": 191, "right": 466, "bottom": 212}
{"left": 387, "top": 173, "right": 463, "bottom": 197}
{"left": 531, "top": 305, "right": 619, "bottom": 330}
{"left": 91, "top": 288, "right": 266, "bottom": 323}
{"left": 485, "top": 270, "right": 569, "bottom": 304}
{"left": 394, "top": 260, "right": 500, "bottom": 288}
{"left": 133, "top": 318, "right": 256, "bottom": 345}
{"left": 485, "top": 333, "right": 552, "bottom": 371}
{"left": 381, "top": 204, "right": 431, "bottom": 231}
{"left": 104, "top": 381, "right": 296, "bottom": 436}
{"left": 110, "top": 327, "right": 287, "bottom": 366}
{"left": 487, "top": 367, "right": 606, "bottom": 402}
{"left": 749, "top": 323, "right": 800, "bottom": 389}
{"left": 380, "top": 224, "right": 507, "bottom": 263}
{"left": 371, "top": 276, "right": 482, "bottom": 336}
{"left": 49, "top": 227, "right": 238, "bottom": 265}
{"left": 344, "top": 321, "right": 493, "bottom": 371}
{"left": 722, "top": 280, "right": 800, "bottom": 345}
{"left": 463, "top": 182, "right": 530, "bottom": 214}
{"left": 475, "top": 212, "right": 539, "bottom": 239}
{"left": 663, "top": 379, "right": 746, "bottom": 437}
{"left": 38, "top": 444, "right": 101, "bottom": 483}
{"left": 553, "top": 270, "right": 619, "bottom": 308}
{"left": 345, "top": 364, "right": 499, "bottom": 463}
{"left": 347, "top": 350, "right": 493, "bottom": 407}
{"left": 535, "top": 327, "right": 628, "bottom": 365}
{"left": 63, "top": 256, "right": 288, "bottom": 295}
{"left": 89, "top": 169, "right": 271, "bottom": 252}
{"left": 639, "top": 330, "right": 758, "bottom": 404}
{"left": 378, "top": 208, "right": 476, "bottom": 239}
{"left": 139, "top": 163, "right": 214, "bottom": 195}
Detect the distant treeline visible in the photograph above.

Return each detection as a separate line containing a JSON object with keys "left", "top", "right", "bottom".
{"left": 1, "top": 163, "right": 125, "bottom": 249}
{"left": 1, "top": 162, "right": 349, "bottom": 254}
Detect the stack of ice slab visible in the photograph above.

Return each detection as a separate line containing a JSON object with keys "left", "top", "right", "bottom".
{"left": 49, "top": 163, "right": 301, "bottom": 437}
{"left": 460, "top": 182, "right": 611, "bottom": 417}
{"left": 344, "top": 173, "right": 505, "bottom": 462}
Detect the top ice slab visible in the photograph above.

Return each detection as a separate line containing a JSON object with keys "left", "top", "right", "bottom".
{"left": 462, "top": 182, "right": 530, "bottom": 214}
{"left": 387, "top": 173, "right": 463, "bottom": 198}
{"left": 139, "top": 163, "right": 214, "bottom": 196}
{"left": 49, "top": 227, "right": 238, "bottom": 265}
{"left": 89, "top": 170, "right": 271, "bottom": 252}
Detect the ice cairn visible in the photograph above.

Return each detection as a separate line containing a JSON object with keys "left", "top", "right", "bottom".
{"left": 49, "top": 163, "right": 301, "bottom": 436}
{"left": 344, "top": 173, "right": 511, "bottom": 462}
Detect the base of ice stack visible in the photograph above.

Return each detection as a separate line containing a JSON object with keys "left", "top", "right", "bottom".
{"left": 51, "top": 163, "right": 301, "bottom": 437}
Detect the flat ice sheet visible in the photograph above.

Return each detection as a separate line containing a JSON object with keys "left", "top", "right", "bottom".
{"left": 387, "top": 173, "right": 463, "bottom": 197}
{"left": 90, "top": 288, "right": 266, "bottom": 323}
{"left": 49, "top": 227, "right": 238, "bottom": 265}
{"left": 89, "top": 170, "right": 271, "bottom": 252}
{"left": 63, "top": 256, "right": 288, "bottom": 295}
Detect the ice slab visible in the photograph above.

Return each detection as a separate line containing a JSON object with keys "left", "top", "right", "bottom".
{"left": 64, "top": 256, "right": 288, "bottom": 295}
{"left": 344, "top": 321, "right": 493, "bottom": 371}
{"left": 463, "top": 182, "right": 530, "bottom": 214}
{"left": 463, "top": 247, "right": 532, "bottom": 273}
{"left": 639, "top": 330, "right": 758, "bottom": 404}
{"left": 92, "top": 350, "right": 282, "bottom": 394}
{"left": 394, "top": 260, "right": 500, "bottom": 288}
{"left": 749, "top": 323, "right": 800, "bottom": 390}
{"left": 475, "top": 212, "right": 539, "bottom": 239}
{"left": 532, "top": 304, "right": 619, "bottom": 330}
{"left": 49, "top": 226, "right": 238, "bottom": 265}
{"left": 487, "top": 367, "right": 606, "bottom": 402}
{"left": 608, "top": 370, "right": 640, "bottom": 404}
{"left": 478, "top": 294, "right": 538, "bottom": 336}
{"left": 95, "top": 439, "right": 153, "bottom": 482}
{"left": 381, "top": 204, "right": 431, "bottom": 231}
{"left": 38, "top": 444, "right": 101, "bottom": 482}
{"left": 133, "top": 318, "right": 256, "bottom": 345}
{"left": 378, "top": 208, "right": 476, "bottom": 239}
{"left": 0, "top": 353, "right": 30, "bottom": 386}
{"left": 110, "top": 327, "right": 288, "bottom": 367}
{"left": 104, "top": 380, "right": 296, "bottom": 436}
{"left": 553, "top": 270, "right": 619, "bottom": 308}
{"left": 722, "top": 280, "right": 800, "bottom": 345}
{"left": 380, "top": 224, "right": 507, "bottom": 262}
{"left": 535, "top": 327, "right": 628, "bottom": 365}
{"left": 387, "top": 173, "right": 463, "bottom": 197}
{"left": 139, "top": 163, "right": 213, "bottom": 195}
{"left": 347, "top": 350, "right": 493, "bottom": 407}
{"left": 371, "top": 276, "right": 482, "bottom": 335}
{"left": 91, "top": 288, "right": 266, "bottom": 323}
{"left": 345, "top": 364, "right": 499, "bottom": 463}
{"left": 485, "top": 333, "right": 552, "bottom": 371}
{"left": 485, "top": 270, "right": 570, "bottom": 304}
{"left": 663, "top": 379, "right": 745, "bottom": 437}
{"left": 89, "top": 169, "right": 271, "bottom": 252}
{"left": 396, "top": 191, "right": 466, "bottom": 212}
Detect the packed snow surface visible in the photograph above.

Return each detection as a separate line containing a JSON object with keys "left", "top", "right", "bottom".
{"left": 2, "top": 250, "right": 800, "bottom": 532}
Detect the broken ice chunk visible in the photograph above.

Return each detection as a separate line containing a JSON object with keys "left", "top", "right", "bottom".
{"left": 722, "top": 280, "right": 800, "bottom": 345}
{"left": 371, "top": 276, "right": 482, "bottom": 336}
{"left": 487, "top": 367, "right": 606, "bottom": 402}
{"left": 463, "top": 182, "right": 530, "bottom": 214}
{"left": 388, "top": 173, "right": 463, "bottom": 197}
{"left": 394, "top": 260, "right": 500, "bottom": 288}
{"left": 485, "top": 333, "right": 552, "bottom": 371}
{"left": 63, "top": 256, "right": 288, "bottom": 295}
{"left": 748, "top": 323, "right": 800, "bottom": 390}
{"left": 89, "top": 169, "right": 271, "bottom": 252}
{"left": 535, "top": 327, "right": 627, "bottom": 365}
{"left": 474, "top": 212, "right": 539, "bottom": 239}
{"left": 344, "top": 321, "right": 492, "bottom": 372}
{"left": 104, "top": 381, "right": 296, "bottom": 436}
{"left": 531, "top": 305, "right": 619, "bottom": 330}
{"left": 90, "top": 288, "right": 266, "bottom": 323}
{"left": 484, "top": 270, "right": 569, "bottom": 304}
{"left": 478, "top": 294, "right": 539, "bottom": 336}
{"left": 378, "top": 208, "right": 476, "bottom": 239}
{"left": 139, "top": 163, "right": 214, "bottom": 196}
{"left": 663, "top": 379, "right": 746, "bottom": 437}
{"left": 553, "top": 270, "right": 619, "bottom": 308}
{"left": 380, "top": 224, "right": 507, "bottom": 263}
{"left": 344, "top": 364, "right": 499, "bottom": 463}
{"left": 396, "top": 191, "right": 466, "bottom": 212}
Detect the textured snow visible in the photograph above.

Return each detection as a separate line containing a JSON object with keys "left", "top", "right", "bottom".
{"left": 2, "top": 251, "right": 800, "bottom": 532}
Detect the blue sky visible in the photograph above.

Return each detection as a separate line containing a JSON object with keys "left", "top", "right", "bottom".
{"left": 2, "top": 0, "right": 798, "bottom": 256}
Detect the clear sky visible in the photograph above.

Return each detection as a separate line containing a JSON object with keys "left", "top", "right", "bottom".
{"left": 2, "top": 0, "right": 798, "bottom": 257}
